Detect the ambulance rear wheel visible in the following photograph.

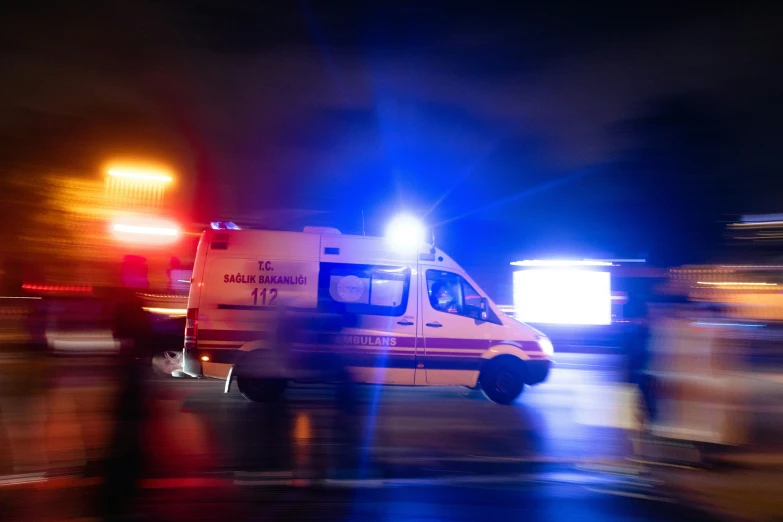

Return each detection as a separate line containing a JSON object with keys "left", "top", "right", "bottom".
{"left": 480, "top": 357, "right": 525, "bottom": 405}
{"left": 237, "top": 377, "right": 288, "bottom": 402}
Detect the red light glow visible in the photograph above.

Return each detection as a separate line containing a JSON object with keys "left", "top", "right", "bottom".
{"left": 23, "top": 284, "right": 93, "bottom": 294}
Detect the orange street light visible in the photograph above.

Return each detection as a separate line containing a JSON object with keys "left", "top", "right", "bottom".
{"left": 107, "top": 167, "right": 173, "bottom": 183}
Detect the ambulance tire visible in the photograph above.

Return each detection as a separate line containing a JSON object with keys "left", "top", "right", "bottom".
{"left": 479, "top": 356, "right": 526, "bottom": 405}
{"left": 236, "top": 377, "right": 288, "bottom": 402}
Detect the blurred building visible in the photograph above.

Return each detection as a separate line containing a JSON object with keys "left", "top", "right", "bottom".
{"left": 670, "top": 265, "right": 783, "bottom": 321}
{"left": 0, "top": 163, "right": 197, "bottom": 295}
{"left": 667, "top": 214, "right": 783, "bottom": 321}
{"left": 726, "top": 213, "right": 783, "bottom": 259}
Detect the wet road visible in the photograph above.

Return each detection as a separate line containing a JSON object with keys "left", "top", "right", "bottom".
{"left": 109, "top": 354, "right": 720, "bottom": 521}
{"left": 138, "top": 481, "right": 718, "bottom": 522}
{"left": 3, "top": 354, "right": 733, "bottom": 520}
{"left": 151, "top": 355, "right": 630, "bottom": 475}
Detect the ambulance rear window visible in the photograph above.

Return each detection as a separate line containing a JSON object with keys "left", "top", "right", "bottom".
{"left": 318, "top": 263, "right": 410, "bottom": 317}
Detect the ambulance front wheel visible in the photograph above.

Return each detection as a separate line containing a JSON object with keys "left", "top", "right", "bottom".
{"left": 236, "top": 377, "right": 288, "bottom": 402}
{"left": 480, "top": 357, "right": 525, "bottom": 405}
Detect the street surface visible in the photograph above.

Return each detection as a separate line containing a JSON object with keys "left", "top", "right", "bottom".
{"left": 4, "top": 353, "right": 782, "bottom": 521}
{"left": 163, "top": 354, "right": 631, "bottom": 476}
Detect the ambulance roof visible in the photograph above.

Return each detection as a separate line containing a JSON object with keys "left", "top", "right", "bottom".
{"left": 203, "top": 228, "right": 462, "bottom": 272}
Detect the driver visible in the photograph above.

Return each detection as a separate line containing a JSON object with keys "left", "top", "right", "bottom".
{"left": 430, "top": 280, "right": 460, "bottom": 313}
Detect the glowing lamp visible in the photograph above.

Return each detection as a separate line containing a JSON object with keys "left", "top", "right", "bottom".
{"left": 513, "top": 268, "right": 611, "bottom": 325}
{"left": 536, "top": 336, "right": 555, "bottom": 356}
{"left": 113, "top": 224, "right": 178, "bottom": 236}
{"left": 111, "top": 217, "right": 180, "bottom": 244}
{"left": 107, "top": 168, "right": 173, "bottom": 183}
{"left": 385, "top": 215, "right": 425, "bottom": 250}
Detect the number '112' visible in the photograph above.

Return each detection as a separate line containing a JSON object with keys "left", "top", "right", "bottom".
{"left": 251, "top": 288, "right": 278, "bottom": 306}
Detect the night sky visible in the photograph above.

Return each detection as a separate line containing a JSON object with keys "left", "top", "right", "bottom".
{"left": 2, "top": 2, "right": 783, "bottom": 297}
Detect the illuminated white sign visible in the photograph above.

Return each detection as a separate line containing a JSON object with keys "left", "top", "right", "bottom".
{"left": 513, "top": 269, "right": 611, "bottom": 325}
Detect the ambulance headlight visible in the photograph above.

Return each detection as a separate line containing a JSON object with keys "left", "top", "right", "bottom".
{"left": 386, "top": 215, "right": 425, "bottom": 250}
{"left": 536, "top": 336, "right": 554, "bottom": 356}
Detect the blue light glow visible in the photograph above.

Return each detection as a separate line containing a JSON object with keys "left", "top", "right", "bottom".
{"left": 211, "top": 221, "right": 240, "bottom": 230}
{"left": 385, "top": 215, "right": 425, "bottom": 250}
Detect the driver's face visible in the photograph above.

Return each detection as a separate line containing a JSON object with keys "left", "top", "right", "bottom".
{"left": 436, "top": 285, "right": 453, "bottom": 299}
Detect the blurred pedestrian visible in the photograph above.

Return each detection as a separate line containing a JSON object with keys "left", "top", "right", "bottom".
{"left": 622, "top": 294, "right": 657, "bottom": 426}
{"left": 280, "top": 308, "right": 359, "bottom": 478}
{"left": 651, "top": 301, "right": 749, "bottom": 448}
{"left": 300, "top": 312, "right": 359, "bottom": 478}
{"left": 98, "top": 284, "right": 152, "bottom": 520}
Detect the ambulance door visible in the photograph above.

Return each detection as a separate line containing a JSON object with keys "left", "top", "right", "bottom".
{"left": 420, "top": 268, "right": 492, "bottom": 385}
{"left": 317, "top": 262, "right": 417, "bottom": 385}
{"left": 196, "top": 231, "right": 321, "bottom": 379}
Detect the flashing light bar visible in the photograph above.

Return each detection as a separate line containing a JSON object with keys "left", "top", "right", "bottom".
{"left": 107, "top": 168, "right": 173, "bottom": 183}
{"left": 511, "top": 259, "right": 613, "bottom": 267}
{"left": 210, "top": 221, "right": 241, "bottom": 230}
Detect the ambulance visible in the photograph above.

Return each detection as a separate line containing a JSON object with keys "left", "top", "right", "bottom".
{"left": 181, "top": 224, "right": 553, "bottom": 404}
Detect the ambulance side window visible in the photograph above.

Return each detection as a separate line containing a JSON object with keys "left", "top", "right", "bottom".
{"left": 318, "top": 263, "right": 410, "bottom": 316}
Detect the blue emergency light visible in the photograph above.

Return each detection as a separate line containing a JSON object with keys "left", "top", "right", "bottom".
{"left": 210, "top": 221, "right": 241, "bottom": 230}
{"left": 386, "top": 214, "right": 425, "bottom": 250}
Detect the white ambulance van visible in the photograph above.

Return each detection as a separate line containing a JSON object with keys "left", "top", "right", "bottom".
{"left": 182, "top": 226, "right": 553, "bottom": 404}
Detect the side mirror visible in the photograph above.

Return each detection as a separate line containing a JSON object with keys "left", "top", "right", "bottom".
{"left": 479, "top": 297, "right": 489, "bottom": 321}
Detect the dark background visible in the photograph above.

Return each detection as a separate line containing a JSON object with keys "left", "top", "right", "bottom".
{"left": 2, "top": 1, "right": 783, "bottom": 299}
